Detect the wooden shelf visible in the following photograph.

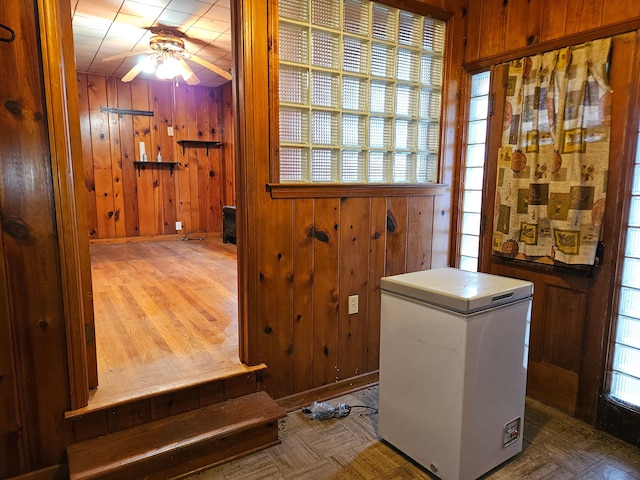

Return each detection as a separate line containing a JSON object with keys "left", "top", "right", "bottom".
{"left": 133, "top": 161, "right": 179, "bottom": 177}
{"left": 176, "top": 140, "right": 223, "bottom": 156}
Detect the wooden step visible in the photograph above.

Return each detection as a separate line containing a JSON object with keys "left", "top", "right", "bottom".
{"left": 67, "top": 391, "right": 286, "bottom": 480}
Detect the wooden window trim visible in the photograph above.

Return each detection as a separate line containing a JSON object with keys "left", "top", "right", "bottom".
{"left": 267, "top": 182, "right": 447, "bottom": 198}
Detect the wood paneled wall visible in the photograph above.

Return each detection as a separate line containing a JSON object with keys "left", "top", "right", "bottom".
{"left": 77, "top": 74, "right": 234, "bottom": 240}
{"left": 465, "top": 0, "right": 640, "bottom": 65}
{"left": 0, "top": 0, "right": 87, "bottom": 477}
{"left": 234, "top": 0, "right": 467, "bottom": 399}
{"left": 466, "top": 0, "right": 640, "bottom": 422}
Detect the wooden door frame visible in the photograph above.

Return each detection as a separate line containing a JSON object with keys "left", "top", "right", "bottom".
{"left": 53, "top": 0, "right": 254, "bottom": 410}
{"left": 39, "top": 0, "right": 96, "bottom": 409}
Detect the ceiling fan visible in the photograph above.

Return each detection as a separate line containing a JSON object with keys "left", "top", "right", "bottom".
{"left": 102, "top": 29, "right": 232, "bottom": 85}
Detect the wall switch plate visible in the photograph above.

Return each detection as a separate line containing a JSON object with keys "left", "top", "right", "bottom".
{"left": 348, "top": 295, "right": 359, "bottom": 315}
{"left": 175, "top": 221, "right": 182, "bottom": 230}
{"left": 167, "top": 126, "right": 174, "bottom": 136}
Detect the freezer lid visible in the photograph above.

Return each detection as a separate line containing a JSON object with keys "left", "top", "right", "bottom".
{"left": 380, "top": 267, "right": 533, "bottom": 313}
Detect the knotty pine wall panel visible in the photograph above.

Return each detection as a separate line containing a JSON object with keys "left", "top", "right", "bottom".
{"left": 106, "top": 77, "right": 127, "bottom": 239}
{"left": 310, "top": 198, "right": 341, "bottom": 392}
{"left": 115, "top": 80, "right": 140, "bottom": 238}
{"left": 254, "top": 195, "right": 439, "bottom": 397}
{"left": 337, "top": 197, "right": 371, "bottom": 380}
{"left": 292, "top": 199, "right": 314, "bottom": 393}
{"left": 385, "top": 197, "right": 409, "bottom": 276}
{"left": 256, "top": 197, "right": 295, "bottom": 398}
{"left": 366, "top": 197, "right": 388, "bottom": 372}
{"left": 221, "top": 84, "right": 236, "bottom": 207}
{"left": 0, "top": 0, "right": 75, "bottom": 473}
{"left": 77, "top": 74, "right": 233, "bottom": 240}
{"left": 466, "top": 0, "right": 640, "bottom": 64}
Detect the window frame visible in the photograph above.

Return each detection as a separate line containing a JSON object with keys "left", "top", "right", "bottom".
{"left": 267, "top": 0, "right": 454, "bottom": 198}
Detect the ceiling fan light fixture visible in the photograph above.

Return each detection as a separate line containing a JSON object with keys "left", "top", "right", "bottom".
{"left": 139, "top": 55, "right": 157, "bottom": 74}
{"left": 155, "top": 55, "right": 182, "bottom": 80}
{"left": 103, "top": 28, "right": 230, "bottom": 84}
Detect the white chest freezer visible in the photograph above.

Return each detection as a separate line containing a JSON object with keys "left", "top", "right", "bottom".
{"left": 378, "top": 267, "right": 533, "bottom": 480}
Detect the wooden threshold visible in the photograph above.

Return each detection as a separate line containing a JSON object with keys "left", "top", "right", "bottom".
{"left": 66, "top": 363, "right": 267, "bottom": 418}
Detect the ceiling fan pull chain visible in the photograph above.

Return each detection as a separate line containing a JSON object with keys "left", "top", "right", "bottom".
{"left": 0, "top": 23, "right": 15, "bottom": 42}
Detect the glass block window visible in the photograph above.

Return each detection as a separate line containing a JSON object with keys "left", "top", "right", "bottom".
{"left": 278, "top": 0, "right": 446, "bottom": 183}
{"left": 608, "top": 126, "right": 640, "bottom": 408}
{"left": 458, "top": 71, "right": 490, "bottom": 272}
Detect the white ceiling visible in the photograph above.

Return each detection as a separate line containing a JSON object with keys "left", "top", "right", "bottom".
{"left": 69, "top": 0, "right": 233, "bottom": 88}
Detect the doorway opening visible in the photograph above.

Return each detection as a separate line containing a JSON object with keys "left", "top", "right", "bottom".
{"left": 87, "top": 236, "right": 241, "bottom": 409}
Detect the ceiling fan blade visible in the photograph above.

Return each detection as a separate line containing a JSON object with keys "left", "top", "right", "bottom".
{"left": 148, "top": 24, "right": 209, "bottom": 49}
{"left": 177, "top": 57, "right": 200, "bottom": 85}
{"left": 121, "top": 61, "right": 146, "bottom": 82}
{"left": 186, "top": 54, "right": 232, "bottom": 81}
{"left": 103, "top": 49, "right": 153, "bottom": 63}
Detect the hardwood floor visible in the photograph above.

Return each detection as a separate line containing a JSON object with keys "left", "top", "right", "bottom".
{"left": 188, "top": 385, "right": 640, "bottom": 480}
{"left": 89, "top": 237, "right": 245, "bottom": 409}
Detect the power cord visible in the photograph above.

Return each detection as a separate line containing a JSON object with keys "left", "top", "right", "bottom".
{"left": 302, "top": 401, "right": 378, "bottom": 420}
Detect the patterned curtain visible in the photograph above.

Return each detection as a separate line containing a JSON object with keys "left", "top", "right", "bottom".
{"left": 492, "top": 38, "right": 612, "bottom": 266}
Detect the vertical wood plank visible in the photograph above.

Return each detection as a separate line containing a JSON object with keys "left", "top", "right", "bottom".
{"left": 257, "top": 199, "right": 294, "bottom": 397}
{"left": 156, "top": 81, "right": 177, "bottom": 235}
{"left": 130, "top": 79, "right": 155, "bottom": 236}
{"left": 565, "top": 0, "right": 603, "bottom": 35}
{"left": 505, "top": 0, "right": 543, "bottom": 51}
{"left": 292, "top": 199, "right": 314, "bottom": 392}
{"left": 478, "top": 0, "right": 507, "bottom": 59}
{"left": 107, "top": 400, "right": 151, "bottom": 433}
{"left": 406, "top": 196, "right": 434, "bottom": 272}
{"left": 312, "top": 198, "right": 340, "bottom": 387}
{"left": 464, "top": 0, "right": 482, "bottom": 64}
{"left": 197, "top": 87, "right": 212, "bottom": 232}
{"left": 601, "top": 0, "right": 640, "bottom": 25}
{"left": 385, "top": 197, "right": 408, "bottom": 276}
{"left": 72, "top": 411, "right": 108, "bottom": 443}
{"left": 337, "top": 197, "right": 370, "bottom": 380}
{"left": 367, "top": 197, "right": 387, "bottom": 372}
{"left": 116, "top": 81, "right": 140, "bottom": 238}
{"left": 76, "top": 73, "right": 98, "bottom": 239}
{"left": 209, "top": 88, "right": 223, "bottom": 233}
{"left": 106, "top": 77, "right": 126, "bottom": 238}
{"left": 198, "top": 381, "right": 224, "bottom": 407}
{"left": 87, "top": 73, "right": 116, "bottom": 239}
{"left": 542, "top": 286, "right": 587, "bottom": 372}
{"left": 150, "top": 388, "right": 199, "bottom": 421}
{"left": 541, "top": 0, "right": 568, "bottom": 42}
{"left": 221, "top": 82, "right": 236, "bottom": 207}
{"left": 186, "top": 86, "right": 201, "bottom": 233}
{"left": 147, "top": 81, "right": 164, "bottom": 236}
{"left": 174, "top": 84, "right": 192, "bottom": 234}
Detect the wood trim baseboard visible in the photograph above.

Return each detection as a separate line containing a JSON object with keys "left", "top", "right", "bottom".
{"left": 275, "top": 371, "right": 379, "bottom": 412}
{"left": 8, "top": 464, "right": 68, "bottom": 480}
{"left": 89, "top": 234, "right": 182, "bottom": 245}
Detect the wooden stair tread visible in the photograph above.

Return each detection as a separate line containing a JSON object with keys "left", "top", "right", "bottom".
{"left": 67, "top": 391, "right": 286, "bottom": 480}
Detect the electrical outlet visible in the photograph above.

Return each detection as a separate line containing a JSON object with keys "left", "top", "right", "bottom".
{"left": 175, "top": 221, "right": 182, "bottom": 230}
{"left": 348, "top": 295, "right": 359, "bottom": 315}
{"left": 167, "top": 126, "right": 174, "bottom": 136}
